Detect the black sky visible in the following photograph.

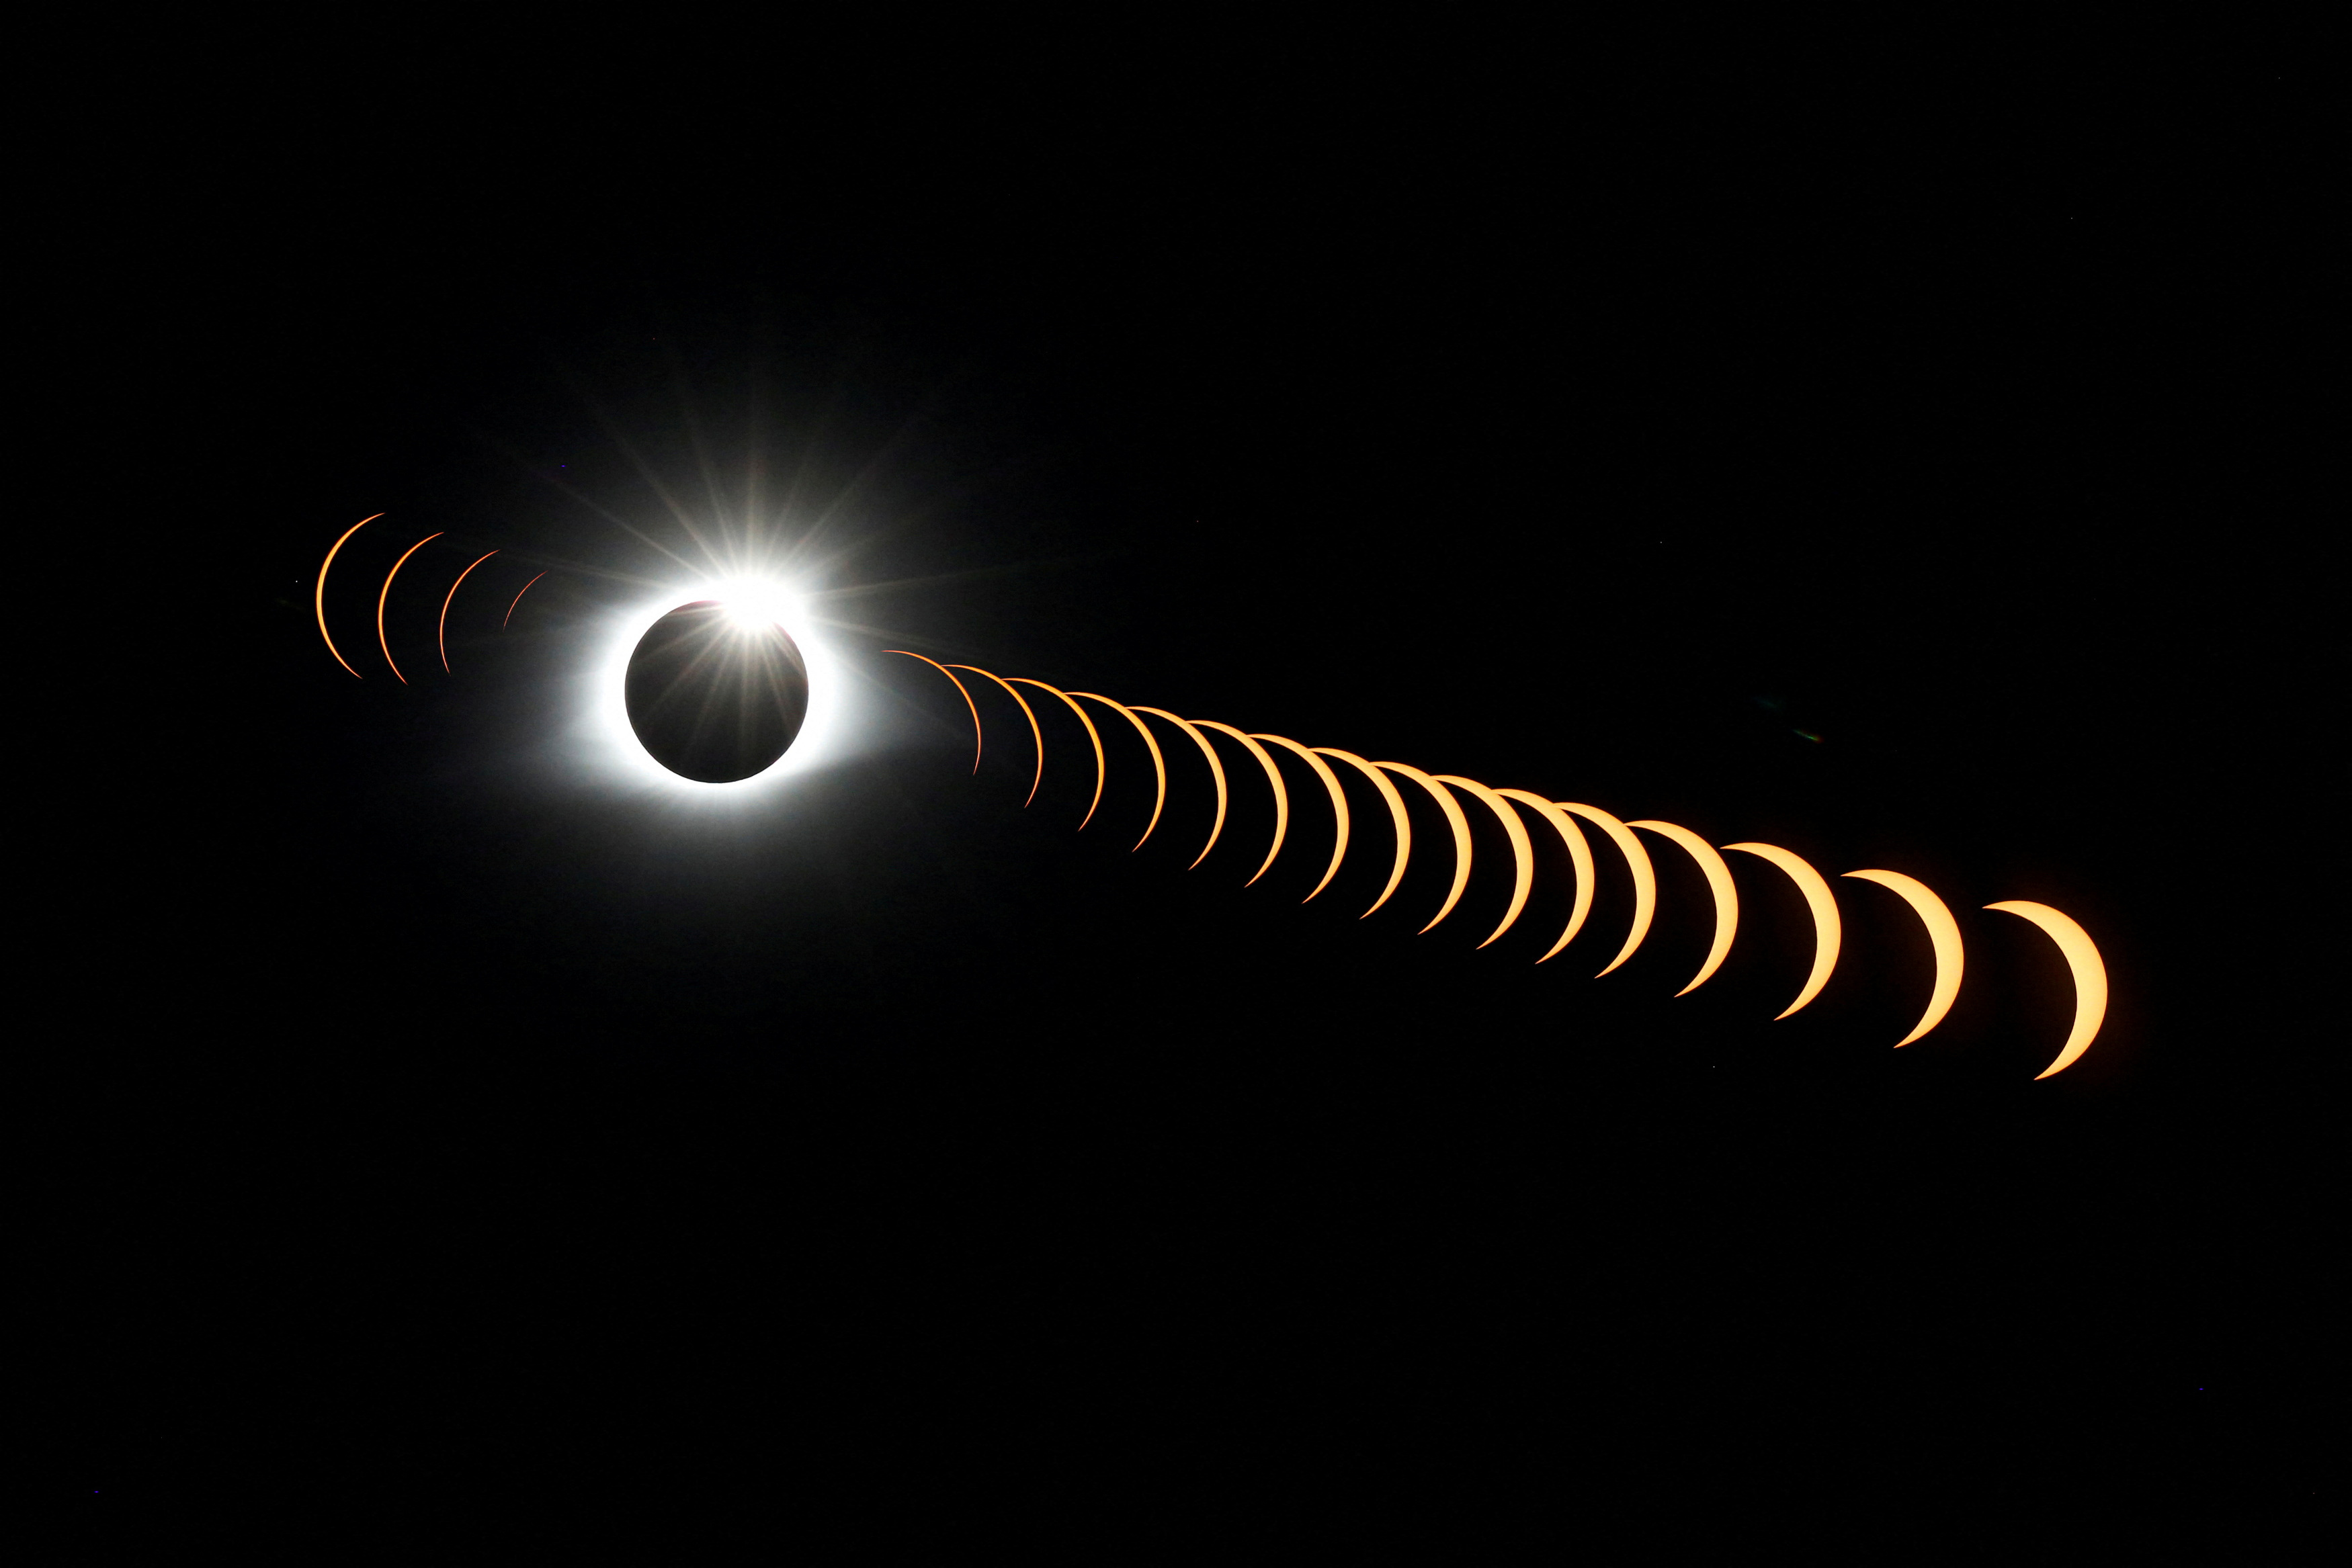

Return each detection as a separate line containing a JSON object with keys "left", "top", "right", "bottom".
{"left": 50, "top": 42, "right": 2333, "bottom": 1555}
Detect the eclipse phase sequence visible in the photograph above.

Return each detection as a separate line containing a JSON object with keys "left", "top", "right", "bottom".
{"left": 310, "top": 513, "right": 2109, "bottom": 1079}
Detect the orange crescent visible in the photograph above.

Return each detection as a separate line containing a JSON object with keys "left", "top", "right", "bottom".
{"left": 1009, "top": 678, "right": 1106, "bottom": 830}
{"left": 950, "top": 664, "right": 1046, "bottom": 806}
{"left": 1253, "top": 734, "right": 1350, "bottom": 902}
{"left": 1134, "top": 707, "right": 1230, "bottom": 869}
{"left": 1984, "top": 900, "right": 2108, "bottom": 1079}
{"left": 1558, "top": 803, "right": 1656, "bottom": 977}
{"left": 1721, "top": 843, "right": 1843, "bottom": 1018}
{"left": 1070, "top": 693, "right": 1167, "bottom": 851}
{"left": 315, "top": 513, "right": 383, "bottom": 679}
{"left": 1627, "top": 821, "right": 1740, "bottom": 995}
{"left": 1496, "top": 790, "right": 1595, "bottom": 964}
{"left": 376, "top": 533, "right": 444, "bottom": 685}
{"left": 1313, "top": 748, "right": 1412, "bottom": 918}
{"left": 1435, "top": 776, "right": 1535, "bottom": 949}
{"left": 503, "top": 570, "right": 548, "bottom": 628}
{"left": 437, "top": 550, "right": 499, "bottom": 673}
{"left": 1192, "top": 721, "right": 1290, "bottom": 885}
{"left": 1374, "top": 761, "right": 1473, "bottom": 934}
{"left": 1843, "top": 869, "right": 1964, "bottom": 1047}
{"left": 887, "top": 651, "right": 985, "bottom": 772}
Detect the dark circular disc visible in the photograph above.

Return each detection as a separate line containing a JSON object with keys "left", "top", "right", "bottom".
{"left": 624, "top": 601, "right": 811, "bottom": 782}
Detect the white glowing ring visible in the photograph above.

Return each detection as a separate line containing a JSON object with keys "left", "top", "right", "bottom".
{"left": 583, "top": 574, "right": 849, "bottom": 797}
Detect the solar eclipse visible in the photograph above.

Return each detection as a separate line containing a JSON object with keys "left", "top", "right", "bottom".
{"left": 623, "top": 601, "right": 811, "bottom": 783}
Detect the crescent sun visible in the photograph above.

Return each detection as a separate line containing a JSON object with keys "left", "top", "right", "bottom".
{"left": 1435, "top": 776, "right": 1535, "bottom": 949}
{"left": 1253, "top": 734, "right": 1350, "bottom": 902}
{"left": 1558, "top": 802, "right": 1656, "bottom": 977}
{"left": 314, "top": 512, "right": 384, "bottom": 679}
{"left": 1314, "top": 748, "right": 1413, "bottom": 918}
{"left": 503, "top": 570, "right": 548, "bottom": 628}
{"left": 1628, "top": 820, "right": 1740, "bottom": 996}
{"left": 376, "top": 532, "right": 444, "bottom": 685}
{"left": 1722, "top": 842, "right": 1843, "bottom": 1018}
{"left": 437, "top": 550, "right": 499, "bottom": 673}
{"left": 1192, "top": 721, "right": 1290, "bottom": 885}
{"left": 1134, "top": 707, "right": 1230, "bottom": 869}
{"left": 888, "top": 652, "right": 984, "bottom": 773}
{"left": 1984, "top": 900, "right": 2108, "bottom": 1079}
{"left": 1009, "top": 678, "right": 1107, "bottom": 830}
{"left": 1070, "top": 693, "right": 1168, "bottom": 851}
{"left": 1375, "top": 761, "right": 1474, "bottom": 934}
{"left": 1495, "top": 790, "right": 1595, "bottom": 965}
{"left": 1843, "top": 869, "right": 1964, "bottom": 1046}
{"left": 951, "top": 664, "right": 1046, "bottom": 805}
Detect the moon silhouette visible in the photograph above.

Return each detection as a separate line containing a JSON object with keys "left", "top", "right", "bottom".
{"left": 1009, "top": 678, "right": 1107, "bottom": 830}
{"left": 376, "top": 532, "right": 444, "bottom": 685}
{"left": 1435, "top": 776, "right": 1534, "bottom": 949}
{"left": 1253, "top": 734, "right": 1350, "bottom": 902}
{"left": 1984, "top": 900, "right": 2108, "bottom": 1078}
{"left": 314, "top": 513, "right": 383, "bottom": 678}
{"left": 1842, "top": 870, "right": 1964, "bottom": 1046}
{"left": 1558, "top": 803, "right": 1656, "bottom": 977}
{"left": 1375, "top": 762, "right": 1474, "bottom": 934}
{"left": 951, "top": 665, "right": 1045, "bottom": 806}
{"left": 1134, "top": 707, "right": 1230, "bottom": 869}
{"left": 437, "top": 551, "right": 498, "bottom": 673}
{"left": 1070, "top": 693, "right": 1168, "bottom": 851}
{"left": 626, "top": 601, "right": 811, "bottom": 783}
{"left": 1627, "top": 820, "right": 1739, "bottom": 996}
{"left": 888, "top": 652, "right": 984, "bottom": 772}
{"left": 1314, "top": 748, "right": 1413, "bottom": 918}
{"left": 1721, "top": 842, "right": 1842, "bottom": 1018}
{"left": 1496, "top": 790, "right": 1595, "bottom": 965}
{"left": 1193, "top": 722, "right": 1290, "bottom": 885}
{"left": 503, "top": 571, "right": 548, "bottom": 628}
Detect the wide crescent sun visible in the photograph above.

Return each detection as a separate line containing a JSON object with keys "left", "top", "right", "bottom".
{"left": 1984, "top": 900, "right": 2108, "bottom": 1078}
{"left": 1843, "top": 869, "right": 1964, "bottom": 1046}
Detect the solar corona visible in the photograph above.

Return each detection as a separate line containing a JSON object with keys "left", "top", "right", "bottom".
{"left": 310, "top": 512, "right": 2110, "bottom": 1080}
{"left": 624, "top": 601, "right": 811, "bottom": 784}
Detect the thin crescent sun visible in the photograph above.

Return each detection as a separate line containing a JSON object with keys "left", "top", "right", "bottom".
{"left": 1984, "top": 900, "right": 2108, "bottom": 1078}
{"left": 1558, "top": 802, "right": 1656, "bottom": 977}
{"left": 1843, "top": 869, "right": 1964, "bottom": 1047}
{"left": 1009, "top": 678, "right": 1107, "bottom": 830}
{"left": 1435, "top": 776, "right": 1534, "bottom": 949}
{"left": 1628, "top": 820, "right": 1739, "bottom": 996}
{"left": 376, "top": 532, "right": 444, "bottom": 685}
{"left": 1496, "top": 790, "right": 1595, "bottom": 965}
{"left": 1375, "top": 761, "right": 1474, "bottom": 934}
{"left": 1314, "top": 748, "right": 1413, "bottom": 918}
{"left": 1192, "top": 721, "right": 1290, "bottom": 885}
{"left": 1134, "top": 707, "right": 1230, "bottom": 869}
{"left": 1070, "top": 693, "right": 1168, "bottom": 851}
{"left": 888, "top": 652, "right": 984, "bottom": 773}
{"left": 950, "top": 664, "right": 1045, "bottom": 806}
{"left": 503, "top": 570, "right": 548, "bottom": 628}
{"left": 437, "top": 551, "right": 499, "bottom": 674}
{"left": 1722, "top": 842, "right": 1843, "bottom": 1018}
{"left": 315, "top": 513, "right": 384, "bottom": 679}
{"left": 1254, "top": 734, "right": 1350, "bottom": 902}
